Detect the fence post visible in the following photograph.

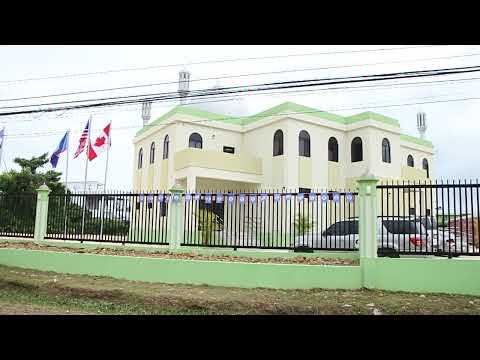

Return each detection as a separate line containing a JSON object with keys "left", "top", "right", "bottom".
{"left": 357, "top": 172, "right": 379, "bottom": 289}
{"left": 34, "top": 184, "right": 51, "bottom": 243}
{"left": 167, "top": 183, "right": 185, "bottom": 251}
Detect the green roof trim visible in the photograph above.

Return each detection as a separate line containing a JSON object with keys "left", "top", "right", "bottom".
{"left": 135, "top": 105, "right": 243, "bottom": 137}
{"left": 135, "top": 102, "right": 426, "bottom": 147}
{"left": 175, "top": 105, "right": 244, "bottom": 126}
{"left": 242, "top": 101, "right": 345, "bottom": 126}
{"left": 344, "top": 112, "right": 400, "bottom": 127}
{"left": 400, "top": 134, "right": 434, "bottom": 148}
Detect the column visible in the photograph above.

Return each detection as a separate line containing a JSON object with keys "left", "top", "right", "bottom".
{"left": 357, "top": 172, "right": 379, "bottom": 289}
{"left": 34, "top": 184, "right": 51, "bottom": 243}
{"left": 167, "top": 183, "right": 185, "bottom": 251}
{"left": 186, "top": 175, "right": 196, "bottom": 193}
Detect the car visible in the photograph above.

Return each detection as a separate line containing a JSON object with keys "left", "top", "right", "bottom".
{"left": 413, "top": 215, "right": 475, "bottom": 254}
{"left": 293, "top": 216, "right": 432, "bottom": 256}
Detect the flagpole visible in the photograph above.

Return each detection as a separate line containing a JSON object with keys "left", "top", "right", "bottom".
{"left": 99, "top": 123, "right": 111, "bottom": 239}
{"left": 63, "top": 129, "right": 70, "bottom": 238}
{"left": 81, "top": 116, "right": 92, "bottom": 238}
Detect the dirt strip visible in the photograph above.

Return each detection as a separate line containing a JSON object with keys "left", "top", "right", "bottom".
{"left": 0, "top": 241, "right": 358, "bottom": 266}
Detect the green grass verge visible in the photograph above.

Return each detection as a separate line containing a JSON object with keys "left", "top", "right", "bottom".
{"left": 1, "top": 265, "right": 480, "bottom": 315}
{"left": 0, "top": 277, "right": 209, "bottom": 315}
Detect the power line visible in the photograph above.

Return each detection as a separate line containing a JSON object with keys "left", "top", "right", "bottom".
{"left": 4, "top": 71, "right": 480, "bottom": 127}
{"left": 3, "top": 50, "right": 479, "bottom": 103}
{"left": 0, "top": 45, "right": 445, "bottom": 85}
{"left": 1, "top": 64, "right": 480, "bottom": 116}
{"left": 5, "top": 94, "right": 480, "bottom": 140}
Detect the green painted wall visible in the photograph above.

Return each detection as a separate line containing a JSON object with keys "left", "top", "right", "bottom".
{"left": 363, "top": 257, "right": 480, "bottom": 296}
{"left": 0, "top": 248, "right": 361, "bottom": 290}
{"left": 1, "top": 245, "right": 480, "bottom": 295}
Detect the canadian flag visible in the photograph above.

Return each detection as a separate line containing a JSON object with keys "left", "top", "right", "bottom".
{"left": 88, "top": 122, "right": 111, "bottom": 161}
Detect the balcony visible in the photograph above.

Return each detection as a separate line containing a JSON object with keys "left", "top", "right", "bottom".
{"left": 174, "top": 148, "right": 263, "bottom": 176}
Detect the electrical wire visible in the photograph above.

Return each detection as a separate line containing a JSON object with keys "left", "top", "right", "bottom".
{"left": 5, "top": 94, "right": 480, "bottom": 140}
{"left": 2, "top": 50, "right": 479, "bottom": 103}
{"left": 0, "top": 45, "right": 445, "bottom": 85}
{"left": 4, "top": 72, "right": 480, "bottom": 127}
{"left": 1, "top": 64, "right": 479, "bottom": 116}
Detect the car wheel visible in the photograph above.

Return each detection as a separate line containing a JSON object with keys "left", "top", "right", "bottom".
{"left": 294, "top": 246, "right": 313, "bottom": 253}
{"left": 434, "top": 249, "right": 444, "bottom": 257}
{"left": 378, "top": 248, "right": 400, "bottom": 258}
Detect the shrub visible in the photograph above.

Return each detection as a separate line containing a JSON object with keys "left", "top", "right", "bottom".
{"left": 294, "top": 213, "right": 314, "bottom": 236}
{"left": 195, "top": 208, "right": 220, "bottom": 245}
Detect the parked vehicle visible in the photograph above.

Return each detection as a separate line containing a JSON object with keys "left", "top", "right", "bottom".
{"left": 294, "top": 217, "right": 432, "bottom": 256}
{"left": 413, "top": 215, "right": 474, "bottom": 254}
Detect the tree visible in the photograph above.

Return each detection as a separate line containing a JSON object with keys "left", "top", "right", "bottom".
{"left": 0, "top": 153, "right": 130, "bottom": 237}
{"left": 0, "top": 153, "right": 66, "bottom": 194}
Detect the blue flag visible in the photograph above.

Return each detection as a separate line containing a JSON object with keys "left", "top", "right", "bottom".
{"left": 50, "top": 131, "right": 69, "bottom": 168}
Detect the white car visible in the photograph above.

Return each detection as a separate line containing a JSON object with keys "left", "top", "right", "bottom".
{"left": 294, "top": 217, "right": 431, "bottom": 256}
{"left": 414, "top": 216, "right": 476, "bottom": 255}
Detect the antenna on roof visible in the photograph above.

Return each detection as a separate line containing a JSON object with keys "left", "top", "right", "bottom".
{"left": 178, "top": 69, "right": 190, "bottom": 105}
{"left": 417, "top": 112, "right": 427, "bottom": 139}
{"left": 141, "top": 100, "right": 152, "bottom": 127}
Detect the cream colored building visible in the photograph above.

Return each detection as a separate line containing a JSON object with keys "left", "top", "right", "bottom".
{"left": 132, "top": 101, "right": 434, "bottom": 193}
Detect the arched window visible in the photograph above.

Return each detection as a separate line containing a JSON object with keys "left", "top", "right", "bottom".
{"left": 351, "top": 137, "right": 363, "bottom": 162}
{"left": 423, "top": 158, "right": 429, "bottom": 178}
{"left": 382, "top": 138, "right": 391, "bottom": 163}
{"left": 163, "top": 135, "right": 169, "bottom": 159}
{"left": 328, "top": 137, "right": 338, "bottom": 162}
{"left": 273, "top": 129, "right": 284, "bottom": 156}
{"left": 149, "top": 142, "right": 155, "bottom": 164}
{"left": 138, "top": 148, "right": 143, "bottom": 169}
{"left": 189, "top": 133, "right": 203, "bottom": 149}
{"left": 299, "top": 130, "right": 310, "bottom": 157}
{"left": 407, "top": 155, "right": 414, "bottom": 167}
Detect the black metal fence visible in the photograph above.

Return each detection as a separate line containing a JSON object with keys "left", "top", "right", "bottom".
{"left": 0, "top": 193, "right": 37, "bottom": 238}
{"left": 183, "top": 191, "right": 357, "bottom": 250}
{"left": 9, "top": 182, "right": 479, "bottom": 257}
{"left": 46, "top": 192, "right": 169, "bottom": 245}
{"left": 378, "top": 181, "right": 480, "bottom": 256}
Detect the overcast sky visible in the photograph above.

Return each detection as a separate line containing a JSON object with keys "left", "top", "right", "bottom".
{"left": 1, "top": 45, "right": 479, "bottom": 190}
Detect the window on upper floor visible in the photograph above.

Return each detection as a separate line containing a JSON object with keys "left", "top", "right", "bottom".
{"left": 163, "top": 135, "right": 169, "bottom": 159}
{"left": 351, "top": 137, "right": 363, "bottom": 162}
{"left": 299, "top": 130, "right": 310, "bottom": 157}
{"left": 189, "top": 133, "right": 203, "bottom": 149}
{"left": 423, "top": 158, "right": 430, "bottom": 178}
{"left": 149, "top": 142, "right": 155, "bottom": 164}
{"left": 382, "top": 138, "right": 391, "bottom": 163}
{"left": 407, "top": 155, "right": 414, "bottom": 167}
{"left": 273, "top": 129, "right": 284, "bottom": 156}
{"left": 138, "top": 148, "right": 143, "bottom": 169}
{"left": 328, "top": 137, "right": 339, "bottom": 162}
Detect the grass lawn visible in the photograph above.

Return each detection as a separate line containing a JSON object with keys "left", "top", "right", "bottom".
{"left": 1, "top": 264, "right": 480, "bottom": 315}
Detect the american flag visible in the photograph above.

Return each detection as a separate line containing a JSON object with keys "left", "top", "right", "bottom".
{"left": 74, "top": 119, "right": 90, "bottom": 158}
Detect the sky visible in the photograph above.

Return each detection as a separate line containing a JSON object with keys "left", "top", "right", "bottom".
{"left": 0, "top": 45, "right": 480, "bottom": 190}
